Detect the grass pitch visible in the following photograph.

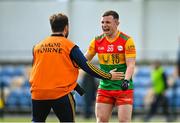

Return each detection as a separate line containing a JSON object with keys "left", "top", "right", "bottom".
{"left": 0, "top": 114, "right": 179, "bottom": 122}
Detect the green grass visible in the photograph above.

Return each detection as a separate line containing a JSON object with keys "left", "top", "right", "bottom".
{"left": 0, "top": 115, "right": 179, "bottom": 123}
{"left": 0, "top": 115, "right": 95, "bottom": 122}
{"left": 0, "top": 115, "right": 118, "bottom": 122}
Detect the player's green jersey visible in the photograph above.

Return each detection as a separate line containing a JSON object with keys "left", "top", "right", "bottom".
{"left": 87, "top": 31, "right": 136, "bottom": 90}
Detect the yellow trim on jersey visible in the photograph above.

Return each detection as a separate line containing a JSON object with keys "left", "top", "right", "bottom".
{"left": 87, "top": 39, "right": 96, "bottom": 56}
{"left": 86, "top": 62, "right": 111, "bottom": 79}
{"left": 125, "top": 38, "right": 136, "bottom": 58}
{"left": 98, "top": 53, "right": 126, "bottom": 65}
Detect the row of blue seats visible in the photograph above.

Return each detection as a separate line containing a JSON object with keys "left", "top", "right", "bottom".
{"left": 133, "top": 87, "right": 180, "bottom": 109}
{"left": 0, "top": 65, "right": 175, "bottom": 87}
{"left": 0, "top": 65, "right": 175, "bottom": 77}
{"left": 0, "top": 65, "right": 26, "bottom": 77}
{"left": 0, "top": 77, "right": 30, "bottom": 88}
{"left": 5, "top": 88, "right": 31, "bottom": 108}
{"left": 4, "top": 85, "right": 180, "bottom": 110}
{"left": 1, "top": 65, "right": 178, "bottom": 110}
{"left": 135, "top": 66, "right": 174, "bottom": 77}
{"left": 0, "top": 75, "right": 153, "bottom": 88}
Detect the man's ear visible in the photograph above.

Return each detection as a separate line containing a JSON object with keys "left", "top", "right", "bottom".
{"left": 64, "top": 25, "right": 69, "bottom": 38}
{"left": 116, "top": 20, "right": 120, "bottom": 26}
{"left": 64, "top": 25, "right": 68, "bottom": 32}
{"left": 63, "top": 25, "right": 67, "bottom": 35}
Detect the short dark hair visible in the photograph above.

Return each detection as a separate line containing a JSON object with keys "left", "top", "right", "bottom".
{"left": 102, "top": 10, "right": 119, "bottom": 20}
{"left": 49, "top": 13, "right": 68, "bottom": 32}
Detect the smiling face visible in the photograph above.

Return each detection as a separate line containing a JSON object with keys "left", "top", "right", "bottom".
{"left": 101, "top": 15, "right": 119, "bottom": 38}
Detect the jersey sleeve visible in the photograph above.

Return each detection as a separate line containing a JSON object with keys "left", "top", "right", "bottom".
{"left": 86, "top": 39, "right": 96, "bottom": 56}
{"left": 70, "top": 46, "right": 111, "bottom": 80}
{"left": 125, "top": 37, "right": 136, "bottom": 58}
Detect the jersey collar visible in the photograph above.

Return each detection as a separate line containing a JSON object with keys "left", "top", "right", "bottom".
{"left": 105, "top": 31, "right": 120, "bottom": 43}
{"left": 51, "top": 33, "right": 64, "bottom": 37}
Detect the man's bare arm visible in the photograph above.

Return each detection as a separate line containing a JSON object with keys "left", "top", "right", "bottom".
{"left": 125, "top": 58, "right": 136, "bottom": 80}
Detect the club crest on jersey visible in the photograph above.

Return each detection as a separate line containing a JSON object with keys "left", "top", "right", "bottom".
{"left": 117, "top": 45, "right": 123, "bottom": 51}
{"left": 107, "top": 45, "right": 114, "bottom": 52}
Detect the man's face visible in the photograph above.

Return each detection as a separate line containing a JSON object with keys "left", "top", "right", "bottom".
{"left": 101, "top": 15, "right": 119, "bottom": 36}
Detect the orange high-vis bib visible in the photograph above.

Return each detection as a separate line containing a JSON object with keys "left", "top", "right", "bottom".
{"left": 29, "top": 36, "right": 79, "bottom": 100}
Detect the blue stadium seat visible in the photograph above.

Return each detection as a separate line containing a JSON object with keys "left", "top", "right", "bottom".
{"left": 135, "top": 66, "right": 151, "bottom": 77}
{"left": 74, "top": 92, "right": 84, "bottom": 107}
{"left": 13, "top": 65, "right": 25, "bottom": 76}
{"left": 133, "top": 97, "right": 144, "bottom": 110}
{"left": 6, "top": 90, "right": 21, "bottom": 108}
{"left": 21, "top": 79, "right": 30, "bottom": 88}
{"left": 175, "top": 98, "right": 180, "bottom": 107}
{"left": 164, "top": 66, "right": 175, "bottom": 76}
{"left": 174, "top": 78, "right": 180, "bottom": 87}
{"left": 1, "top": 65, "right": 15, "bottom": 77}
{"left": 0, "top": 65, "right": 25, "bottom": 77}
{"left": 6, "top": 88, "right": 31, "bottom": 109}
{"left": 173, "top": 87, "right": 180, "bottom": 107}
{"left": 175, "top": 87, "right": 180, "bottom": 96}
{"left": 166, "top": 89, "right": 174, "bottom": 106}
{"left": 133, "top": 88, "right": 148, "bottom": 109}
{"left": 0, "top": 76, "right": 12, "bottom": 87}
{"left": 74, "top": 92, "right": 84, "bottom": 113}
{"left": 133, "top": 76, "right": 151, "bottom": 87}
{"left": 134, "top": 88, "right": 148, "bottom": 99}
{"left": 19, "top": 94, "right": 31, "bottom": 108}
{"left": 22, "top": 88, "right": 31, "bottom": 99}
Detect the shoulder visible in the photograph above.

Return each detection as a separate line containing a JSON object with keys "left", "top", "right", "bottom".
{"left": 60, "top": 37, "right": 76, "bottom": 47}
{"left": 119, "top": 32, "right": 135, "bottom": 45}
{"left": 119, "top": 32, "right": 131, "bottom": 41}
{"left": 33, "top": 40, "right": 43, "bottom": 49}
{"left": 95, "top": 34, "right": 106, "bottom": 42}
{"left": 64, "top": 38, "right": 75, "bottom": 44}
{"left": 34, "top": 36, "right": 50, "bottom": 48}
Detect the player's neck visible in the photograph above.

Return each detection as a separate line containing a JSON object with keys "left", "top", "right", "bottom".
{"left": 106, "top": 30, "right": 119, "bottom": 40}
{"left": 52, "top": 32, "right": 64, "bottom": 36}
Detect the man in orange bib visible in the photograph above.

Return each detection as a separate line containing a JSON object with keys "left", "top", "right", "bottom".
{"left": 85, "top": 10, "right": 136, "bottom": 122}
{"left": 29, "top": 12, "right": 123, "bottom": 122}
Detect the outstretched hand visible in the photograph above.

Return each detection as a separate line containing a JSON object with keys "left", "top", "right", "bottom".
{"left": 109, "top": 68, "right": 125, "bottom": 80}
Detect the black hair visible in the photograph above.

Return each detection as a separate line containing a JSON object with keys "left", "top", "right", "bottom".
{"left": 49, "top": 13, "right": 68, "bottom": 32}
{"left": 102, "top": 10, "right": 119, "bottom": 20}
